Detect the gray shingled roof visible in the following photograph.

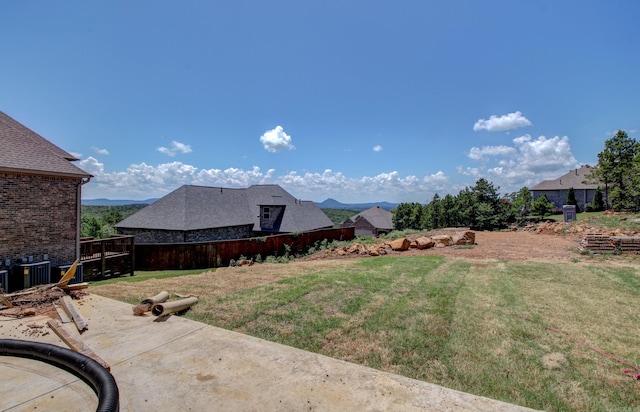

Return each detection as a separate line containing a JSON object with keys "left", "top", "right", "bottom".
{"left": 349, "top": 206, "right": 393, "bottom": 230}
{"left": 0, "top": 111, "right": 90, "bottom": 178}
{"left": 530, "top": 165, "right": 600, "bottom": 191}
{"left": 116, "top": 184, "right": 333, "bottom": 233}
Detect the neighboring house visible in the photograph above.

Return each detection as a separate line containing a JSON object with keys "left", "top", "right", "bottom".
{"left": 0, "top": 111, "right": 91, "bottom": 282}
{"left": 530, "top": 165, "right": 603, "bottom": 211}
{"left": 340, "top": 206, "right": 393, "bottom": 236}
{"left": 115, "top": 184, "right": 334, "bottom": 243}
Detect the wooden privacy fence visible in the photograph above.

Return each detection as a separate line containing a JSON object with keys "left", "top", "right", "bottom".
{"left": 135, "top": 228, "right": 355, "bottom": 271}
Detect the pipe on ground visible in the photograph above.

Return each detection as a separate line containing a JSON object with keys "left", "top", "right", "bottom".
{"left": 0, "top": 338, "right": 119, "bottom": 412}
{"left": 151, "top": 296, "right": 198, "bottom": 317}
{"left": 141, "top": 291, "right": 170, "bottom": 306}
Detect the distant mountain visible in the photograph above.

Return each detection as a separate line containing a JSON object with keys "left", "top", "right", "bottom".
{"left": 82, "top": 198, "right": 158, "bottom": 206}
{"left": 316, "top": 198, "right": 399, "bottom": 211}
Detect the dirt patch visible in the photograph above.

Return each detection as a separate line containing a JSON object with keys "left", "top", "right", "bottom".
{"left": 312, "top": 230, "right": 582, "bottom": 263}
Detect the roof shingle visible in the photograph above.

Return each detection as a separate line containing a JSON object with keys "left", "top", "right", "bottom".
{"left": 116, "top": 184, "right": 333, "bottom": 233}
{"left": 0, "top": 111, "right": 90, "bottom": 178}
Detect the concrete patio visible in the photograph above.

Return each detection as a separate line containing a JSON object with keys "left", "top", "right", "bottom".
{"left": 0, "top": 294, "right": 539, "bottom": 411}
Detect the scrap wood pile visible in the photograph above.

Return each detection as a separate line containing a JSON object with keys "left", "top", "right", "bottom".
{"left": 0, "top": 260, "right": 88, "bottom": 319}
{"left": 0, "top": 260, "right": 110, "bottom": 369}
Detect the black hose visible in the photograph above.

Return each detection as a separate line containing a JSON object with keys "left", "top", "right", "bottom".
{"left": 0, "top": 339, "right": 119, "bottom": 412}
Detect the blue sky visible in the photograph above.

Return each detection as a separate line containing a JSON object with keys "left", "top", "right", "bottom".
{"left": 2, "top": 1, "right": 638, "bottom": 203}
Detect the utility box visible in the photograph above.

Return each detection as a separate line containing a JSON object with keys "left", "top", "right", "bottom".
{"left": 53, "top": 263, "right": 83, "bottom": 285}
{"left": 10, "top": 261, "right": 51, "bottom": 292}
{"left": 563, "top": 205, "right": 577, "bottom": 222}
{"left": 0, "top": 270, "right": 8, "bottom": 293}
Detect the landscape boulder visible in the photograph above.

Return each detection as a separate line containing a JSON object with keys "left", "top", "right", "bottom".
{"left": 432, "top": 235, "right": 453, "bottom": 248}
{"left": 452, "top": 231, "right": 475, "bottom": 245}
{"left": 388, "top": 238, "right": 411, "bottom": 251}
{"left": 414, "top": 236, "right": 435, "bottom": 250}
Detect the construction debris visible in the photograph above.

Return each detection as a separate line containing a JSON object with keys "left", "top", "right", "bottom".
{"left": 56, "top": 259, "right": 79, "bottom": 287}
{"left": 59, "top": 295, "right": 88, "bottom": 332}
{"left": 151, "top": 296, "right": 199, "bottom": 317}
{"left": 133, "top": 290, "right": 170, "bottom": 316}
{"left": 47, "top": 318, "right": 110, "bottom": 371}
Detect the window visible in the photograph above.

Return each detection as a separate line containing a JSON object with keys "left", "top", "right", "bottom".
{"left": 262, "top": 207, "right": 270, "bottom": 219}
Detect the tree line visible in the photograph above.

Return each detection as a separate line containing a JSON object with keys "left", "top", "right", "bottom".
{"left": 394, "top": 130, "right": 639, "bottom": 232}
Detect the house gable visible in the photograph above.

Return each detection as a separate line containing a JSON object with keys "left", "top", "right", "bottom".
{"left": 341, "top": 206, "right": 393, "bottom": 235}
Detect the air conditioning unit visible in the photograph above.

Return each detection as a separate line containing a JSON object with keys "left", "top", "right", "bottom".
{"left": 0, "top": 270, "right": 8, "bottom": 293}
{"left": 55, "top": 263, "right": 83, "bottom": 285}
{"left": 12, "top": 261, "right": 51, "bottom": 291}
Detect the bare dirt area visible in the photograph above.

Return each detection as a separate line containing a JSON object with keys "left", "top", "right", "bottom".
{"left": 309, "top": 229, "right": 583, "bottom": 263}
{"left": 404, "top": 230, "right": 581, "bottom": 262}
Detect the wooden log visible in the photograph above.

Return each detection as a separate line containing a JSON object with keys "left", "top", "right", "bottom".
{"left": 47, "top": 319, "right": 110, "bottom": 370}
{"left": 59, "top": 296, "right": 88, "bottom": 332}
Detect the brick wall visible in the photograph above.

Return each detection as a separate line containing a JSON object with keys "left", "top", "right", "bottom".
{"left": 0, "top": 173, "right": 80, "bottom": 267}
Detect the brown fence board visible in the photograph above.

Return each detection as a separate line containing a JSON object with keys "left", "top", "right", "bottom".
{"left": 134, "top": 228, "right": 355, "bottom": 271}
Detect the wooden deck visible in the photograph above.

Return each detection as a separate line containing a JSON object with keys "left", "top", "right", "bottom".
{"left": 80, "top": 235, "right": 135, "bottom": 280}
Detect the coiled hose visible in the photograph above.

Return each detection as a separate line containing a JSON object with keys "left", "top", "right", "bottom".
{"left": 0, "top": 339, "right": 119, "bottom": 412}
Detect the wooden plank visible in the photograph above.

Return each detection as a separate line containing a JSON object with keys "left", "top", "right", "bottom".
{"left": 55, "top": 304, "right": 71, "bottom": 323}
{"left": 59, "top": 296, "right": 88, "bottom": 332}
{"left": 47, "top": 319, "right": 110, "bottom": 370}
{"left": 57, "top": 259, "right": 79, "bottom": 287}
{"left": 0, "top": 293, "right": 13, "bottom": 308}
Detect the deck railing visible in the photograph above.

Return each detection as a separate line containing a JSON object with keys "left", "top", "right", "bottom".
{"left": 80, "top": 235, "right": 135, "bottom": 280}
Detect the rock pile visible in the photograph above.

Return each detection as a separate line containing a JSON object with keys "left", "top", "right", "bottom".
{"left": 328, "top": 230, "right": 476, "bottom": 258}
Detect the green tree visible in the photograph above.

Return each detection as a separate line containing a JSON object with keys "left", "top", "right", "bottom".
{"left": 590, "top": 189, "right": 605, "bottom": 212}
{"left": 513, "top": 187, "right": 532, "bottom": 214}
{"left": 591, "top": 130, "right": 640, "bottom": 211}
{"left": 467, "top": 178, "right": 503, "bottom": 230}
{"left": 565, "top": 187, "right": 580, "bottom": 213}
{"left": 532, "top": 195, "right": 553, "bottom": 219}
{"left": 83, "top": 217, "right": 102, "bottom": 238}
{"left": 393, "top": 203, "right": 424, "bottom": 231}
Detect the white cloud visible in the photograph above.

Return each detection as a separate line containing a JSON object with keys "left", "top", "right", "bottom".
{"left": 80, "top": 159, "right": 451, "bottom": 203}
{"left": 373, "top": 145, "right": 383, "bottom": 152}
{"left": 468, "top": 145, "right": 517, "bottom": 161}
{"left": 461, "top": 134, "right": 580, "bottom": 192}
{"left": 473, "top": 111, "right": 532, "bottom": 132}
{"left": 91, "top": 146, "right": 110, "bottom": 155}
{"left": 260, "top": 126, "right": 295, "bottom": 152}
{"left": 157, "top": 140, "right": 192, "bottom": 157}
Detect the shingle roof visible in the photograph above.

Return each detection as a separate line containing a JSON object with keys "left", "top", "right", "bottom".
{"left": 530, "top": 165, "right": 600, "bottom": 191}
{"left": 115, "top": 184, "right": 334, "bottom": 233}
{"left": 348, "top": 206, "right": 393, "bottom": 230}
{"left": 0, "top": 111, "right": 90, "bottom": 178}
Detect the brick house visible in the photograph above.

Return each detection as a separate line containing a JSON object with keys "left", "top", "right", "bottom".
{"left": 530, "top": 165, "right": 604, "bottom": 211}
{"left": 0, "top": 112, "right": 91, "bottom": 284}
{"left": 340, "top": 206, "right": 393, "bottom": 236}
{"left": 115, "top": 184, "right": 334, "bottom": 243}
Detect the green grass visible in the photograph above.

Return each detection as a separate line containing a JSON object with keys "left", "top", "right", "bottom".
{"left": 90, "top": 268, "right": 214, "bottom": 285}
{"left": 92, "top": 257, "right": 640, "bottom": 411}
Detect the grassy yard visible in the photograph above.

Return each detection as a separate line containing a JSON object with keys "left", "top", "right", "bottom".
{"left": 91, "top": 256, "right": 640, "bottom": 411}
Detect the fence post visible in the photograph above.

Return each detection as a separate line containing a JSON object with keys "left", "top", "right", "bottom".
{"left": 130, "top": 236, "right": 135, "bottom": 276}
{"left": 101, "top": 240, "right": 106, "bottom": 278}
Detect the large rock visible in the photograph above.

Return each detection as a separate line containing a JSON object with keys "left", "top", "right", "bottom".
{"left": 452, "top": 231, "right": 475, "bottom": 245}
{"left": 415, "top": 236, "right": 435, "bottom": 250}
{"left": 432, "top": 235, "right": 453, "bottom": 248}
{"left": 388, "top": 238, "right": 411, "bottom": 251}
